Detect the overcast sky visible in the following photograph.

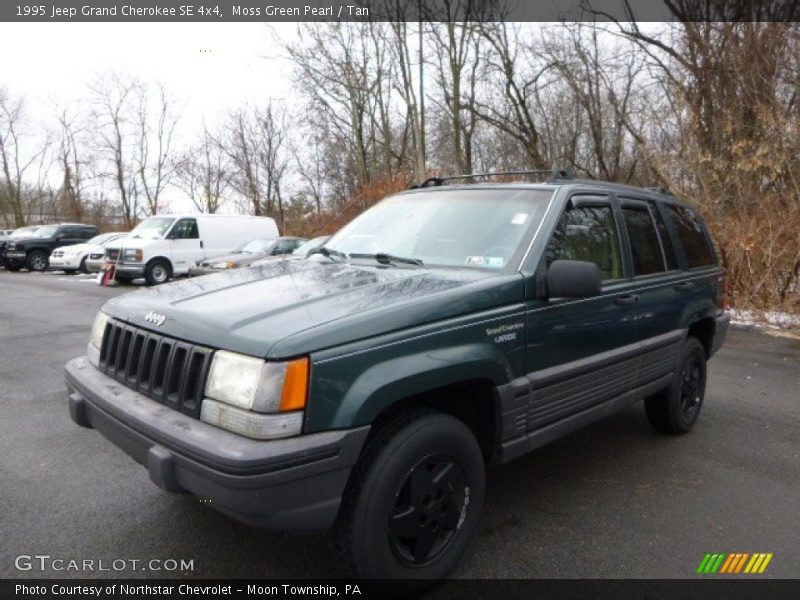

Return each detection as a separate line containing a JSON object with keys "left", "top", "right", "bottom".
{"left": 0, "top": 22, "right": 301, "bottom": 211}
{"left": 0, "top": 22, "right": 296, "bottom": 129}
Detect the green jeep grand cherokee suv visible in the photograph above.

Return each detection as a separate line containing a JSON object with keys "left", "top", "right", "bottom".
{"left": 65, "top": 171, "right": 728, "bottom": 588}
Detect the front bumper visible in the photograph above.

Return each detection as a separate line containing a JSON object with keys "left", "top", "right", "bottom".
{"left": 49, "top": 255, "right": 82, "bottom": 269}
{"left": 85, "top": 257, "right": 105, "bottom": 272}
{"left": 65, "top": 356, "right": 369, "bottom": 532}
{"left": 111, "top": 263, "right": 146, "bottom": 277}
{"left": 5, "top": 251, "right": 27, "bottom": 266}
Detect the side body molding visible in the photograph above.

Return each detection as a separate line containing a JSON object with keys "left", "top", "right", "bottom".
{"left": 493, "top": 329, "right": 686, "bottom": 463}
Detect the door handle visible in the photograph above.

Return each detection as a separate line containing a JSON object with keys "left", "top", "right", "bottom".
{"left": 615, "top": 294, "right": 639, "bottom": 305}
{"left": 674, "top": 281, "right": 695, "bottom": 291}
{"left": 200, "top": 240, "right": 204, "bottom": 248}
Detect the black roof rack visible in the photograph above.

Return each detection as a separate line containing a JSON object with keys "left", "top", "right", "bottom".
{"left": 409, "top": 168, "right": 574, "bottom": 190}
{"left": 644, "top": 186, "right": 673, "bottom": 196}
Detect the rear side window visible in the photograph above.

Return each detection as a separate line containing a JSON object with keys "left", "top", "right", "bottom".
{"left": 664, "top": 205, "right": 715, "bottom": 268}
{"left": 651, "top": 206, "right": 679, "bottom": 270}
{"left": 546, "top": 201, "right": 623, "bottom": 281}
{"left": 621, "top": 206, "right": 666, "bottom": 276}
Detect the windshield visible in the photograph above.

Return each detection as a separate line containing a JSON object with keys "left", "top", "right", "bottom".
{"left": 324, "top": 188, "right": 553, "bottom": 269}
{"left": 293, "top": 236, "right": 329, "bottom": 255}
{"left": 11, "top": 226, "right": 39, "bottom": 238}
{"left": 129, "top": 217, "right": 175, "bottom": 239}
{"left": 33, "top": 225, "right": 59, "bottom": 238}
{"left": 235, "top": 239, "right": 277, "bottom": 254}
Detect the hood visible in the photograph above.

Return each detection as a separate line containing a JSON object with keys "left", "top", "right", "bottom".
{"left": 102, "top": 259, "right": 524, "bottom": 359}
{"left": 6, "top": 235, "right": 47, "bottom": 247}
{"left": 200, "top": 252, "right": 264, "bottom": 267}
{"left": 110, "top": 236, "right": 162, "bottom": 249}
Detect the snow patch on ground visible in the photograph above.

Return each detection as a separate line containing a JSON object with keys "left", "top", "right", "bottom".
{"left": 729, "top": 309, "right": 800, "bottom": 330}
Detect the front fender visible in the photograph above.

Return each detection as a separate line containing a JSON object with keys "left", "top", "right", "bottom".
{"left": 312, "top": 342, "right": 514, "bottom": 431}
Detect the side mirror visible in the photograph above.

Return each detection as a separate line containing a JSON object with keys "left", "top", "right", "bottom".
{"left": 546, "top": 260, "right": 603, "bottom": 298}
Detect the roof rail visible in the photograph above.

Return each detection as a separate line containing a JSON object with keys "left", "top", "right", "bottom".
{"left": 409, "top": 168, "right": 574, "bottom": 190}
{"left": 645, "top": 186, "right": 673, "bottom": 196}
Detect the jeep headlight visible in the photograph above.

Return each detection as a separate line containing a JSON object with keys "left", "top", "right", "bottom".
{"left": 87, "top": 311, "right": 109, "bottom": 367}
{"left": 123, "top": 248, "right": 143, "bottom": 262}
{"left": 202, "top": 350, "right": 308, "bottom": 439}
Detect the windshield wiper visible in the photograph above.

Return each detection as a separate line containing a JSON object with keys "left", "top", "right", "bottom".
{"left": 308, "top": 246, "right": 348, "bottom": 261}
{"left": 349, "top": 252, "right": 424, "bottom": 267}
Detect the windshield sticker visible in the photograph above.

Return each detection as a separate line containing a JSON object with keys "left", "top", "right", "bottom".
{"left": 485, "top": 256, "right": 505, "bottom": 268}
{"left": 465, "top": 255, "right": 485, "bottom": 266}
{"left": 511, "top": 212, "right": 528, "bottom": 225}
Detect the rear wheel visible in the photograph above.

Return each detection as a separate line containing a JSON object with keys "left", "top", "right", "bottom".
{"left": 645, "top": 337, "right": 707, "bottom": 434}
{"left": 332, "top": 411, "right": 485, "bottom": 595}
{"left": 145, "top": 260, "right": 171, "bottom": 285}
{"left": 26, "top": 250, "right": 49, "bottom": 272}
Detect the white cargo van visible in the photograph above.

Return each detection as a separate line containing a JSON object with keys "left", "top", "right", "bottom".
{"left": 105, "top": 214, "right": 279, "bottom": 285}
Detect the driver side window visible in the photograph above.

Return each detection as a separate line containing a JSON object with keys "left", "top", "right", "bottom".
{"left": 170, "top": 219, "right": 199, "bottom": 239}
{"left": 546, "top": 200, "right": 623, "bottom": 281}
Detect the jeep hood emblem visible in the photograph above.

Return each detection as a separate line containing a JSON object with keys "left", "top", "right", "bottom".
{"left": 144, "top": 311, "right": 166, "bottom": 327}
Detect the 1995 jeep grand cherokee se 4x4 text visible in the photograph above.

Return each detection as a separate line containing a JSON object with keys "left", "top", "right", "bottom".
{"left": 65, "top": 171, "right": 728, "bottom": 589}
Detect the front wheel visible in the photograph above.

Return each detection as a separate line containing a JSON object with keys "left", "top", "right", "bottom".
{"left": 332, "top": 411, "right": 485, "bottom": 595}
{"left": 26, "top": 250, "right": 49, "bottom": 272}
{"left": 144, "top": 260, "right": 171, "bottom": 285}
{"left": 645, "top": 337, "right": 707, "bottom": 434}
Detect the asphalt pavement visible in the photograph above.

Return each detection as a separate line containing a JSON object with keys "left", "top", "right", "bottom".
{"left": 1, "top": 270, "right": 798, "bottom": 581}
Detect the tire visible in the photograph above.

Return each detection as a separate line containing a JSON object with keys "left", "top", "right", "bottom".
{"left": 26, "top": 250, "right": 49, "bottom": 272}
{"left": 332, "top": 410, "right": 485, "bottom": 596}
{"left": 79, "top": 256, "right": 88, "bottom": 274}
{"left": 645, "top": 337, "right": 707, "bottom": 434}
{"left": 145, "top": 260, "right": 170, "bottom": 285}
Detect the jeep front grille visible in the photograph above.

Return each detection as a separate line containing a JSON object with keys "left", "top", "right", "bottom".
{"left": 98, "top": 319, "right": 213, "bottom": 418}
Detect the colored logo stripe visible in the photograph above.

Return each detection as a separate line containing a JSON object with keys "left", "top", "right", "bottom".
{"left": 699, "top": 552, "right": 773, "bottom": 574}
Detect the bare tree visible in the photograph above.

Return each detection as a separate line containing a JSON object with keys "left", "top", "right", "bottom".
{"left": 294, "top": 131, "right": 333, "bottom": 215}
{"left": 470, "top": 22, "right": 554, "bottom": 169}
{"left": 54, "top": 109, "right": 87, "bottom": 221}
{"left": 173, "top": 124, "right": 229, "bottom": 213}
{"left": 88, "top": 74, "right": 141, "bottom": 227}
{"left": 219, "top": 103, "right": 290, "bottom": 228}
{"left": 136, "top": 83, "right": 179, "bottom": 215}
{"left": 0, "top": 89, "right": 50, "bottom": 226}
{"left": 428, "top": 2, "right": 482, "bottom": 173}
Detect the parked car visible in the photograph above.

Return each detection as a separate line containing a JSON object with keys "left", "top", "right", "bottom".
{"left": 49, "top": 232, "right": 128, "bottom": 274}
{"left": 189, "top": 236, "right": 306, "bottom": 276}
{"left": 66, "top": 171, "right": 728, "bottom": 592}
{"left": 1, "top": 225, "right": 40, "bottom": 267}
{"left": 103, "top": 214, "right": 279, "bottom": 285}
{"left": 85, "top": 234, "right": 130, "bottom": 273}
{"left": 291, "top": 235, "right": 330, "bottom": 257}
{"left": 4, "top": 223, "right": 99, "bottom": 272}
